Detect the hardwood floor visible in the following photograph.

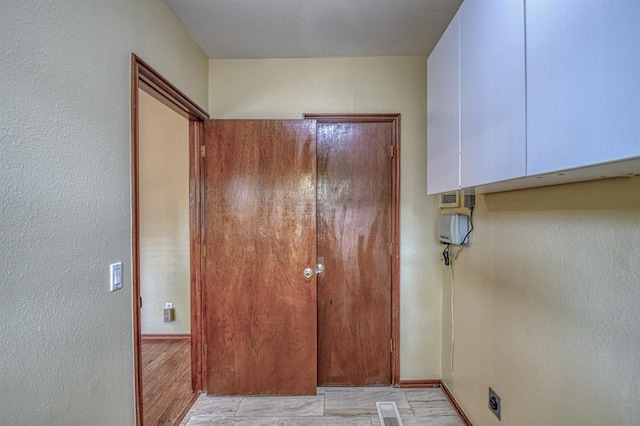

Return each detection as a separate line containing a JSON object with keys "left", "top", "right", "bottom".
{"left": 142, "top": 338, "right": 195, "bottom": 425}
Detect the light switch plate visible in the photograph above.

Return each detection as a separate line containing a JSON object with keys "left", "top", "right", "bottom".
{"left": 110, "top": 262, "right": 123, "bottom": 292}
{"left": 165, "top": 302, "right": 173, "bottom": 309}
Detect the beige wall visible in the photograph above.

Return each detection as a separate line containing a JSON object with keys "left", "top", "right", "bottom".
{"left": 442, "top": 177, "right": 640, "bottom": 425}
{"left": 139, "top": 90, "right": 190, "bottom": 334}
{"left": 0, "top": 0, "right": 208, "bottom": 424}
{"left": 209, "top": 57, "right": 443, "bottom": 380}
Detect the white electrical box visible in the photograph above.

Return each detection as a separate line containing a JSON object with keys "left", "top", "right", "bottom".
{"left": 439, "top": 190, "right": 463, "bottom": 208}
{"left": 438, "top": 214, "right": 470, "bottom": 245}
{"left": 439, "top": 190, "right": 476, "bottom": 209}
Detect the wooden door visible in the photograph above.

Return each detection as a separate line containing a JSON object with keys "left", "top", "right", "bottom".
{"left": 316, "top": 121, "right": 393, "bottom": 386}
{"left": 204, "top": 120, "right": 317, "bottom": 395}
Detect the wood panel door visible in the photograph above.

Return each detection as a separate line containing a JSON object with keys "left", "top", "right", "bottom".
{"left": 204, "top": 120, "right": 317, "bottom": 395}
{"left": 316, "top": 121, "right": 393, "bottom": 386}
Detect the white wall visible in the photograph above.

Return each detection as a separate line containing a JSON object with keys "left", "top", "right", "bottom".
{"left": 139, "top": 90, "right": 191, "bottom": 335}
{"left": 209, "top": 57, "right": 442, "bottom": 379}
{"left": 442, "top": 177, "right": 640, "bottom": 425}
{"left": 0, "top": 1, "right": 208, "bottom": 424}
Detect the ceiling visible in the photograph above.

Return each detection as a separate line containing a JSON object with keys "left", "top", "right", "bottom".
{"left": 164, "top": 0, "right": 462, "bottom": 59}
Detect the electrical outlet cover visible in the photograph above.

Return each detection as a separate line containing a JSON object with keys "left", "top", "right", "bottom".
{"left": 489, "top": 387, "right": 501, "bottom": 420}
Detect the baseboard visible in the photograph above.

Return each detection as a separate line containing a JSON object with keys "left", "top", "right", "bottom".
{"left": 173, "top": 391, "right": 200, "bottom": 426}
{"left": 396, "top": 379, "right": 442, "bottom": 388}
{"left": 441, "top": 381, "right": 473, "bottom": 426}
{"left": 141, "top": 333, "right": 191, "bottom": 340}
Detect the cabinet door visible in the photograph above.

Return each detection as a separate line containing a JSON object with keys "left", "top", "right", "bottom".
{"left": 527, "top": 0, "right": 640, "bottom": 175}
{"left": 427, "top": 13, "right": 460, "bottom": 194}
{"left": 459, "top": 0, "right": 526, "bottom": 187}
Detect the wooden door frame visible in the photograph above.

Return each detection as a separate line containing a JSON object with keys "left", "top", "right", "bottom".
{"left": 131, "top": 54, "right": 209, "bottom": 425}
{"left": 304, "top": 114, "right": 401, "bottom": 386}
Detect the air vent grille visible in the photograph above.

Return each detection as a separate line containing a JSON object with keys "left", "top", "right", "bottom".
{"left": 376, "top": 401, "right": 404, "bottom": 426}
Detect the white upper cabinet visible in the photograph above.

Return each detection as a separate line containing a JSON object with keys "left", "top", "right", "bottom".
{"left": 427, "top": 0, "right": 640, "bottom": 195}
{"left": 427, "top": 13, "right": 460, "bottom": 195}
{"left": 526, "top": 0, "right": 640, "bottom": 175}
{"left": 459, "top": 0, "right": 526, "bottom": 187}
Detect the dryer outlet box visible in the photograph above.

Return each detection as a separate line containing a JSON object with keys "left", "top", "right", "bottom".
{"left": 438, "top": 214, "right": 470, "bottom": 245}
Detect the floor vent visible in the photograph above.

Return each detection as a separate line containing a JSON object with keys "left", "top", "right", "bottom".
{"left": 376, "top": 401, "right": 404, "bottom": 426}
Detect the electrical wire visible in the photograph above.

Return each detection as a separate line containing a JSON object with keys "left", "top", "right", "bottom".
{"left": 445, "top": 207, "right": 474, "bottom": 377}
{"left": 442, "top": 244, "right": 451, "bottom": 266}
{"left": 449, "top": 259, "right": 455, "bottom": 376}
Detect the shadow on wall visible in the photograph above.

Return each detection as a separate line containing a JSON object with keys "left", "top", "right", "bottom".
{"left": 483, "top": 176, "right": 640, "bottom": 212}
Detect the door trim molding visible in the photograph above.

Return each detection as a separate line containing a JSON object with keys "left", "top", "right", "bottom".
{"left": 304, "top": 113, "right": 401, "bottom": 386}
{"left": 131, "top": 54, "right": 208, "bottom": 425}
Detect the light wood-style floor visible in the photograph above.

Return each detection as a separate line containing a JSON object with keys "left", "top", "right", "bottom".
{"left": 142, "top": 338, "right": 195, "bottom": 426}
{"left": 181, "top": 387, "right": 465, "bottom": 425}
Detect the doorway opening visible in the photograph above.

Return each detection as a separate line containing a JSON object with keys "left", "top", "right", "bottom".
{"left": 131, "top": 55, "right": 208, "bottom": 425}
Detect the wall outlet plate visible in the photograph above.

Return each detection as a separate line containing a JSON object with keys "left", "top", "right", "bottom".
{"left": 489, "top": 387, "right": 501, "bottom": 420}
{"left": 163, "top": 308, "right": 175, "bottom": 322}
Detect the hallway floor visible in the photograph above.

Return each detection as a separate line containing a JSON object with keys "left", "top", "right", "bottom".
{"left": 181, "top": 386, "right": 464, "bottom": 425}
{"left": 142, "top": 338, "right": 194, "bottom": 425}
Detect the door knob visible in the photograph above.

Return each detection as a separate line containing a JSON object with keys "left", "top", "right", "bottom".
{"left": 303, "top": 267, "right": 314, "bottom": 281}
{"left": 316, "top": 264, "right": 325, "bottom": 275}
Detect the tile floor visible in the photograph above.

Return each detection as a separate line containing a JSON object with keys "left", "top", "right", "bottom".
{"left": 181, "top": 387, "right": 464, "bottom": 425}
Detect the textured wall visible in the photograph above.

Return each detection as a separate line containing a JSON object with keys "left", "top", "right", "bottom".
{"left": 139, "top": 90, "right": 190, "bottom": 335}
{"left": 209, "top": 57, "right": 443, "bottom": 379}
{"left": 441, "top": 177, "right": 640, "bottom": 425}
{"left": 0, "top": 1, "right": 207, "bottom": 424}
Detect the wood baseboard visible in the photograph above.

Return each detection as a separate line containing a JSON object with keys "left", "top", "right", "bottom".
{"left": 396, "top": 380, "right": 472, "bottom": 425}
{"left": 141, "top": 333, "right": 191, "bottom": 340}
{"left": 396, "top": 379, "right": 442, "bottom": 388}
{"left": 441, "top": 381, "right": 473, "bottom": 426}
{"left": 173, "top": 391, "right": 200, "bottom": 426}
